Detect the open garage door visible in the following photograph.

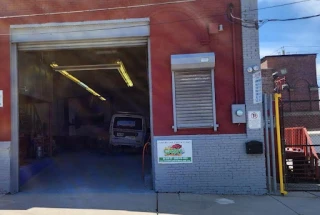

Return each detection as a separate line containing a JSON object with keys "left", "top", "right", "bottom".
{"left": 17, "top": 37, "right": 148, "bottom": 51}
{"left": 10, "top": 18, "right": 152, "bottom": 194}
{"left": 11, "top": 18, "right": 149, "bottom": 51}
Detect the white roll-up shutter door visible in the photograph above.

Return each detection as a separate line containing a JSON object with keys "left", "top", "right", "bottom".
{"left": 17, "top": 37, "right": 148, "bottom": 51}
{"left": 11, "top": 18, "right": 150, "bottom": 51}
{"left": 171, "top": 52, "right": 218, "bottom": 132}
{"left": 174, "top": 70, "right": 215, "bottom": 128}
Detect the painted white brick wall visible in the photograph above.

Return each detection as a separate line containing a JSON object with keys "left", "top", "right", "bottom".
{"left": 153, "top": 135, "right": 266, "bottom": 194}
{"left": 241, "top": 0, "right": 263, "bottom": 138}
{"left": 152, "top": 0, "right": 266, "bottom": 195}
{"left": 0, "top": 142, "right": 10, "bottom": 194}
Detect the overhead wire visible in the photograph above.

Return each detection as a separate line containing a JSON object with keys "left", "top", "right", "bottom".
{"left": 0, "top": 12, "right": 227, "bottom": 36}
{"left": 271, "top": 46, "right": 320, "bottom": 55}
{"left": 0, "top": 0, "right": 315, "bottom": 19}
{"left": 227, "top": 3, "right": 257, "bottom": 29}
{"left": 244, "top": 0, "right": 316, "bottom": 12}
{"left": 229, "top": 0, "right": 320, "bottom": 29}
{"left": 272, "top": 47, "right": 285, "bottom": 54}
{"left": 0, "top": 0, "right": 196, "bottom": 19}
{"left": 262, "top": 13, "right": 320, "bottom": 22}
{"left": 285, "top": 45, "right": 320, "bottom": 48}
{"left": 0, "top": 0, "right": 318, "bottom": 34}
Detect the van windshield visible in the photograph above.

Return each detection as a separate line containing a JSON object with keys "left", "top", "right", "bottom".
{"left": 113, "top": 117, "right": 143, "bottom": 130}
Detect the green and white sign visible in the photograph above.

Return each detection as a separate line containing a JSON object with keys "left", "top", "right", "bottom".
{"left": 157, "top": 140, "right": 193, "bottom": 164}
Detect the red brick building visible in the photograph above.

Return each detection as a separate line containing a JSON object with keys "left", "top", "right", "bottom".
{"left": 0, "top": 0, "right": 266, "bottom": 195}
{"left": 261, "top": 54, "right": 318, "bottom": 100}
{"left": 261, "top": 54, "right": 320, "bottom": 129}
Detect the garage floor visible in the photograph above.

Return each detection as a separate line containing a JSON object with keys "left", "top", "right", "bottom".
{"left": 20, "top": 151, "right": 153, "bottom": 194}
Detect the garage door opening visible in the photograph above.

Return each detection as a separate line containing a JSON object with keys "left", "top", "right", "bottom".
{"left": 17, "top": 46, "right": 153, "bottom": 193}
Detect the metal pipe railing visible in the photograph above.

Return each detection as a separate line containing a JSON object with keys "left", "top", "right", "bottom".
{"left": 142, "top": 137, "right": 151, "bottom": 180}
{"left": 275, "top": 93, "right": 288, "bottom": 195}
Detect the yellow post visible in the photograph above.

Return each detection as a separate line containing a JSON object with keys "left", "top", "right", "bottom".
{"left": 274, "top": 93, "right": 288, "bottom": 195}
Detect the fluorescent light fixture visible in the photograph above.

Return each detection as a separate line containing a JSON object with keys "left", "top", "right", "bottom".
{"left": 52, "top": 61, "right": 134, "bottom": 87}
{"left": 86, "top": 88, "right": 101, "bottom": 97}
{"left": 54, "top": 64, "right": 119, "bottom": 72}
{"left": 50, "top": 63, "right": 105, "bottom": 101}
{"left": 116, "top": 61, "right": 133, "bottom": 87}
{"left": 78, "top": 82, "right": 88, "bottom": 88}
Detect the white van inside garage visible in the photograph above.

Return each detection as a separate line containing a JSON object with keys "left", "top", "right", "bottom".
{"left": 10, "top": 19, "right": 153, "bottom": 193}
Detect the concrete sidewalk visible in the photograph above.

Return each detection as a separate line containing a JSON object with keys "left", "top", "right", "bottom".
{"left": 158, "top": 192, "right": 320, "bottom": 215}
{"left": 0, "top": 192, "right": 319, "bottom": 215}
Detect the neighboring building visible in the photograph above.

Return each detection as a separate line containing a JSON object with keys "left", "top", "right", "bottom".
{"left": 0, "top": 0, "right": 266, "bottom": 195}
{"left": 261, "top": 54, "right": 319, "bottom": 100}
{"left": 261, "top": 54, "right": 320, "bottom": 129}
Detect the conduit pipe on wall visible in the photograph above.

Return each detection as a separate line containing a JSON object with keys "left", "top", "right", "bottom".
{"left": 232, "top": 13, "right": 238, "bottom": 103}
{"left": 264, "top": 94, "right": 271, "bottom": 193}
{"left": 270, "top": 94, "right": 277, "bottom": 193}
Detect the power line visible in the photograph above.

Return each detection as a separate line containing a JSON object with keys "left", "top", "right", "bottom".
{"left": 0, "top": 0, "right": 315, "bottom": 20}
{"left": 263, "top": 13, "right": 320, "bottom": 22}
{"left": 272, "top": 47, "right": 285, "bottom": 54}
{"left": 245, "top": 0, "right": 315, "bottom": 12}
{"left": 284, "top": 46, "right": 320, "bottom": 48}
{"left": 271, "top": 46, "right": 320, "bottom": 55}
{"left": 0, "top": 0, "right": 195, "bottom": 19}
{"left": 227, "top": 3, "right": 257, "bottom": 29}
{"left": 286, "top": 51, "right": 320, "bottom": 54}
{"left": 273, "top": 46, "right": 320, "bottom": 53}
{"left": 0, "top": 12, "right": 226, "bottom": 36}
{"left": 231, "top": 4, "right": 320, "bottom": 29}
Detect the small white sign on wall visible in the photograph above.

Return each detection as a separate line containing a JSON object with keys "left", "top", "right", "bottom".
{"left": 253, "top": 71, "right": 262, "bottom": 104}
{"left": 248, "top": 111, "right": 262, "bottom": 129}
{"left": 157, "top": 140, "right": 193, "bottom": 164}
{"left": 0, "top": 90, "right": 3, "bottom": 107}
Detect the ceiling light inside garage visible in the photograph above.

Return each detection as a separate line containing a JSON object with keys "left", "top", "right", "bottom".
{"left": 52, "top": 61, "right": 134, "bottom": 87}
{"left": 116, "top": 60, "right": 133, "bottom": 87}
{"left": 50, "top": 63, "right": 106, "bottom": 101}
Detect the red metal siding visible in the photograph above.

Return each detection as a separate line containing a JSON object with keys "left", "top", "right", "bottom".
{"left": 0, "top": 0, "right": 245, "bottom": 140}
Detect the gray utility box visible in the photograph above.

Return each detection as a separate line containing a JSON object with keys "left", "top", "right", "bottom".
{"left": 231, "top": 104, "right": 246, "bottom": 124}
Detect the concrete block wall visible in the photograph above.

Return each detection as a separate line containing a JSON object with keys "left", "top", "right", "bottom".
{"left": 0, "top": 142, "right": 10, "bottom": 194}
{"left": 152, "top": 0, "right": 266, "bottom": 195}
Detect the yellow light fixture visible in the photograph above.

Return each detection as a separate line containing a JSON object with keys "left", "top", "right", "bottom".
{"left": 50, "top": 63, "right": 58, "bottom": 68}
{"left": 116, "top": 60, "right": 134, "bottom": 87}
{"left": 52, "top": 62, "right": 134, "bottom": 88}
{"left": 86, "top": 88, "right": 101, "bottom": 97}
{"left": 50, "top": 63, "right": 106, "bottom": 102}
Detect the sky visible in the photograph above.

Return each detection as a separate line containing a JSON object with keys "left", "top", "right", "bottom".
{"left": 258, "top": 0, "right": 320, "bottom": 81}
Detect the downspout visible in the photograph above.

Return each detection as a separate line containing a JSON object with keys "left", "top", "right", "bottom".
{"left": 232, "top": 10, "right": 238, "bottom": 103}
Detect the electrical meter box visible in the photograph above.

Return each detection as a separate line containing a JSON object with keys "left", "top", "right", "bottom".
{"left": 231, "top": 104, "right": 246, "bottom": 123}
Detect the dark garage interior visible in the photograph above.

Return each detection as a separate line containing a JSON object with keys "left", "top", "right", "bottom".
{"left": 17, "top": 47, "right": 152, "bottom": 192}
